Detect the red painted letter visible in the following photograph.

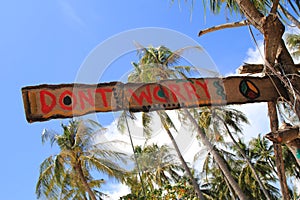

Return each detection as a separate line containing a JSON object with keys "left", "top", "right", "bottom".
{"left": 195, "top": 80, "right": 211, "bottom": 99}
{"left": 40, "top": 90, "right": 56, "bottom": 114}
{"left": 183, "top": 82, "right": 201, "bottom": 100}
{"left": 128, "top": 85, "right": 153, "bottom": 105}
{"left": 95, "top": 88, "right": 112, "bottom": 107}
{"left": 78, "top": 89, "right": 95, "bottom": 109}
{"left": 167, "top": 84, "right": 186, "bottom": 102}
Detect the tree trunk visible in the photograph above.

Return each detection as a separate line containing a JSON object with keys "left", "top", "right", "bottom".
{"left": 268, "top": 101, "right": 290, "bottom": 200}
{"left": 159, "top": 112, "right": 205, "bottom": 200}
{"left": 223, "top": 168, "right": 237, "bottom": 200}
{"left": 74, "top": 162, "right": 97, "bottom": 200}
{"left": 261, "top": 3, "right": 293, "bottom": 198}
{"left": 236, "top": 0, "right": 300, "bottom": 165}
{"left": 221, "top": 120, "right": 272, "bottom": 200}
{"left": 184, "top": 109, "right": 249, "bottom": 200}
{"left": 262, "top": 10, "right": 291, "bottom": 200}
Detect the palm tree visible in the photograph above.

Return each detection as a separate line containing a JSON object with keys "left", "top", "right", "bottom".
{"left": 251, "top": 135, "right": 300, "bottom": 198}
{"left": 282, "top": 144, "right": 300, "bottom": 179}
{"left": 201, "top": 146, "right": 242, "bottom": 200}
{"left": 285, "top": 33, "right": 300, "bottom": 59}
{"left": 118, "top": 45, "right": 205, "bottom": 199}
{"left": 36, "top": 120, "right": 128, "bottom": 200}
{"left": 200, "top": 136, "right": 280, "bottom": 199}
{"left": 249, "top": 134, "right": 277, "bottom": 173}
{"left": 184, "top": 107, "right": 250, "bottom": 199}
{"left": 119, "top": 45, "right": 249, "bottom": 199}
{"left": 195, "top": 106, "right": 274, "bottom": 199}
{"left": 124, "top": 144, "right": 184, "bottom": 197}
{"left": 235, "top": 138, "right": 280, "bottom": 199}
{"left": 173, "top": 1, "right": 300, "bottom": 199}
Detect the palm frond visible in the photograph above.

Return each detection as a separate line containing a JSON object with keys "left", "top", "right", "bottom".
{"left": 83, "top": 155, "right": 126, "bottom": 180}
{"left": 37, "top": 119, "right": 128, "bottom": 199}
{"left": 142, "top": 112, "right": 152, "bottom": 138}
{"left": 54, "top": 155, "right": 64, "bottom": 184}
{"left": 41, "top": 128, "right": 58, "bottom": 146}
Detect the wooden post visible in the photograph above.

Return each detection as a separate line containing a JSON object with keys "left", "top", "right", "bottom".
{"left": 267, "top": 101, "right": 289, "bottom": 200}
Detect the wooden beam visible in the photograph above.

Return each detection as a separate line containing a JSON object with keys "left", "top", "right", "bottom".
{"left": 238, "top": 63, "right": 300, "bottom": 74}
{"left": 267, "top": 101, "right": 290, "bottom": 200}
{"left": 265, "top": 126, "right": 300, "bottom": 143}
{"left": 266, "top": 126, "right": 300, "bottom": 168}
{"left": 22, "top": 76, "right": 288, "bottom": 123}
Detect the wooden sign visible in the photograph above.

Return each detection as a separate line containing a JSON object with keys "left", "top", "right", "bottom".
{"left": 22, "top": 76, "right": 287, "bottom": 123}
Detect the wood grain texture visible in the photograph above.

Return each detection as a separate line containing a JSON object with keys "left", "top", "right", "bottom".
{"left": 21, "top": 76, "right": 288, "bottom": 123}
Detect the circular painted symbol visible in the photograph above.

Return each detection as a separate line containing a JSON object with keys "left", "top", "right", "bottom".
{"left": 157, "top": 89, "right": 166, "bottom": 98}
{"left": 63, "top": 96, "right": 72, "bottom": 105}
{"left": 239, "top": 79, "right": 260, "bottom": 100}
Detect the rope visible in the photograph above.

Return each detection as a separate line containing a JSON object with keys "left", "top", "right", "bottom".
{"left": 247, "top": 25, "right": 299, "bottom": 113}
{"left": 124, "top": 112, "right": 147, "bottom": 197}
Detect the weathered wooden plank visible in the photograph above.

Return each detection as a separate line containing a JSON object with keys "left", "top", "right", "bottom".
{"left": 21, "top": 76, "right": 288, "bottom": 123}
{"left": 238, "top": 63, "right": 300, "bottom": 74}
{"left": 265, "top": 126, "right": 300, "bottom": 143}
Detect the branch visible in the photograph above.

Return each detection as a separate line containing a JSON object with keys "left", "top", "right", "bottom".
{"left": 270, "top": 0, "right": 280, "bottom": 14}
{"left": 198, "top": 20, "right": 248, "bottom": 37}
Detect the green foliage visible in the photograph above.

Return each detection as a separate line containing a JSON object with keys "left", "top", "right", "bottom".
{"left": 128, "top": 45, "right": 200, "bottom": 83}
{"left": 285, "top": 33, "right": 300, "bottom": 59}
{"left": 282, "top": 144, "right": 300, "bottom": 179}
{"left": 172, "top": 0, "right": 300, "bottom": 32}
{"left": 36, "top": 119, "right": 128, "bottom": 200}
{"left": 121, "top": 143, "right": 217, "bottom": 199}
{"left": 201, "top": 138, "right": 279, "bottom": 199}
{"left": 120, "top": 175, "right": 200, "bottom": 200}
{"left": 199, "top": 133, "right": 300, "bottom": 199}
{"left": 123, "top": 144, "right": 184, "bottom": 196}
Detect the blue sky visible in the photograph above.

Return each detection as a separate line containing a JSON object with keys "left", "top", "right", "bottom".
{"left": 0, "top": 1, "right": 269, "bottom": 199}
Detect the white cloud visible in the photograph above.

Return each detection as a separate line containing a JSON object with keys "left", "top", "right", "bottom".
{"left": 102, "top": 183, "right": 130, "bottom": 200}
{"left": 243, "top": 26, "right": 300, "bottom": 65}
{"left": 96, "top": 103, "right": 271, "bottom": 198}
{"left": 244, "top": 40, "right": 265, "bottom": 64}
{"left": 96, "top": 38, "right": 280, "bottom": 194}
{"left": 234, "top": 103, "right": 270, "bottom": 141}
{"left": 97, "top": 112, "right": 202, "bottom": 199}
{"left": 285, "top": 25, "right": 300, "bottom": 36}
{"left": 100, "top": 111, "right": 201, "bottom": 163}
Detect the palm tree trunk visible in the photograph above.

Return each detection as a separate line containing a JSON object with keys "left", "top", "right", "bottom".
{"left": 223, "top": 174, "right": 237, "bottom": 200}
{"left": 184, "top": 109, "right": 249, "bottom": 200}
{"left": 222, "top": 120, "right": 272, "bottom": 200}
{"left": 74, "top": 162, "right": 97, "bottom": 200}
{"left": 157, "top": 111, "right": 204, "bottom": 199}
{"left": 163, "top": 125, "right": 205, "bottom": 200}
